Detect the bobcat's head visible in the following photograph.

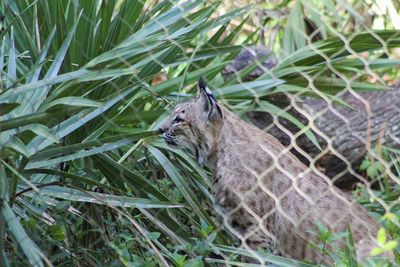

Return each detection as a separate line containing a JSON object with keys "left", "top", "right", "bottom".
{"left": 160, "top": 78, "right": 223, "bottom": 167}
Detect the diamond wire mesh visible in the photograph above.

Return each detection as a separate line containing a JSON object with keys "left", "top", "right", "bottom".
{"left": 1, "top": 0, "right": 400, "bottom": 266}
{"left": 196, "top": 0, "right": 400, "bottom": 265}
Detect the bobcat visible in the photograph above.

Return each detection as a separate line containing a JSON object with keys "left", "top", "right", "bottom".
{"left": 159, "top": 78, "right": 394, "bottom": 265}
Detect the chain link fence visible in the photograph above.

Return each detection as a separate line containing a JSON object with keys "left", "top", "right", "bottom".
{"left": 0, "top": 0, "right": 399, "bottom": 266}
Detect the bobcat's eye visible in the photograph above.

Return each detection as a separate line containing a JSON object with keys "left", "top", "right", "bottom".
{"left": 172, "top": 117, "right": 183, "bottom": 124}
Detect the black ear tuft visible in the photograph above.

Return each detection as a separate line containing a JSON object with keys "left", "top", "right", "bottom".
{"left": 198, "top": 77, "right": 217, "bottom": 101}
{"left": 198, "top": 77, "right": 207, "bottom": 91}
{"left": 197, "top": 78, "right": 222, "bottom": 121}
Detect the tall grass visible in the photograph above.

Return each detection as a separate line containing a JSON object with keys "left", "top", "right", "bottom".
{"left": 0, "top": 0, "right": 399, "bottom": 266}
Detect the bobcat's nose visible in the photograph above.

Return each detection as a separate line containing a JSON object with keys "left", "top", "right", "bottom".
{"left": 159, "top": 119, "right": 170, "bottom": 134}
{"left": 159, "top": 125, "right": 169, "bottom": 134}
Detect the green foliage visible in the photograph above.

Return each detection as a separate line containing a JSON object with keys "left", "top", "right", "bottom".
{"left": 307, "top": 222, "right": 397, "bottom": 267}
{"left": 371, "top": 228, "right": 398, "bottom": 257}
{"left": 0, "top": 0, "right": 399, "bottom": 266}
{"left": 356, "top": 147, "right": 400, "bottom": 264}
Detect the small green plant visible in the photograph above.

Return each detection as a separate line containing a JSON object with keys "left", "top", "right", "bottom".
{"left": 306, "top": 222, "right": 398, "bottom": 267}
{"left": 359, "top": 146, "right": 391, "bottom": 194}
{"left": 370, "top": 228, "right": 398, "bottom": 258}
{"left": 357, "top": 146, "right": 400, "bottom": 264}
{"left": 307, "top": 221, "right": 355, "bottom": 266}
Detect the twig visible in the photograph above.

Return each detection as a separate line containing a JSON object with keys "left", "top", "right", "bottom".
{"left": 129, "top": 80, "right": 174, "bottom": 107}
{"left": 142, "top": 86, "right": 174, "bottom": 107}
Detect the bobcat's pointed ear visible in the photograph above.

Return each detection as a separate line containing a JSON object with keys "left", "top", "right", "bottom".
{"left": 198, "top": 78, "right": 222, "bottom": 121}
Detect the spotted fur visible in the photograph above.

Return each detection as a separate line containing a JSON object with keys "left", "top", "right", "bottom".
{"left": 159, "top": 79, "right": 394, "bottom": 264}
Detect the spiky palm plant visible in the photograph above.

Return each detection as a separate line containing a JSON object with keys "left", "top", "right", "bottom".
{"left": 0, "top": 0, "right": 399, "bottom": 266}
